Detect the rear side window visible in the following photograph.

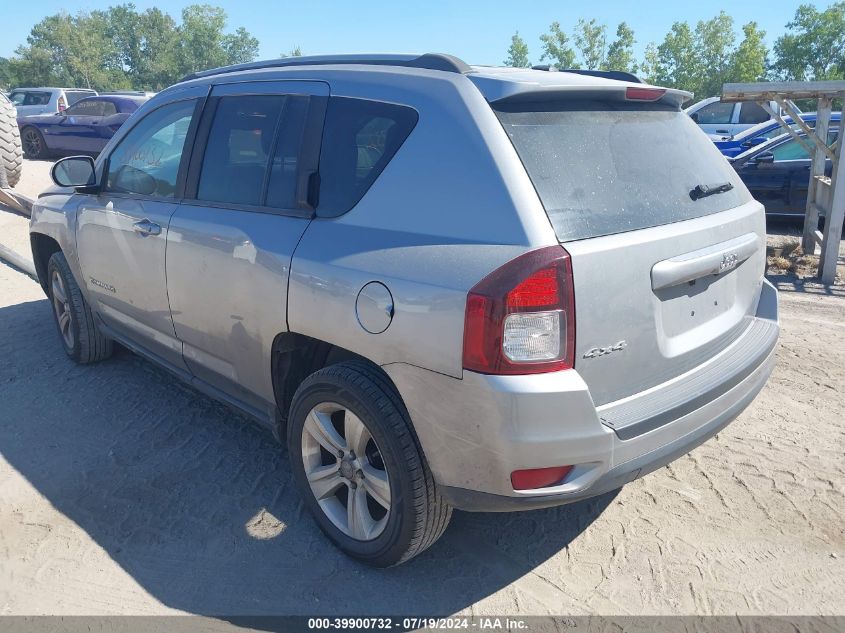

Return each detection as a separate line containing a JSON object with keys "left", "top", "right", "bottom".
{"left": 694, "top": 101, "right": 734, "bottom": 124}
{"left": 65, "top": 91, "right": 95, "bottom": 105}
{"left": 738, "top": 102, "right": 769, "bottom": 124}
{"left": 196, "top": 94, "right": 311, "bottom": 209}
{"left": 771, "top": 130, "right": 838, "bottom": 161}
{"left": 316, "top": 97, "right": 418, "bottom": 217}
{"left": 11, "top": 91, "right": 51, "bottom": 106}
{"left": 497, "top": 101, "right": 751, "bottom": 241}
{"left": 198, "top": 95, "right": 285, "bottom": 206}
{"left": 66, "top": 99, "right": 107, "bottom": 116}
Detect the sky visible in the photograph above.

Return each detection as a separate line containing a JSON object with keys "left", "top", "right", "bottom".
{"left": 0, "top": 0, "right": 817, "bottom": 65}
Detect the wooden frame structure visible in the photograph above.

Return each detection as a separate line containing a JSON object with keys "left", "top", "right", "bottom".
{"left": 722, "top": 81, "right": 845, "bottom": 284}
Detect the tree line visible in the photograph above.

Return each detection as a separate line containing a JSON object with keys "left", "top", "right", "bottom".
{"left": 505, "top": 2, "right": 845, "bottom": 98}
{"left": 0, "top": 3, "right": 265, "bottom": 91}
{"left": 1, "top": 2, "right": 843, "bottom": 95}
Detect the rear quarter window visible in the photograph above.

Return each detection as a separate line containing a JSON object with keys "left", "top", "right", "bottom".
{"left": 496, "top": 100, "right": 752, "bottom": 241}
{"left": 316, "top": 97, "right": 418, "bottom": 217}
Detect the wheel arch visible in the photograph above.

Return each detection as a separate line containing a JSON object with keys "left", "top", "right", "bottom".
{"left": 30, "top": 232, "right": 62, "bottom": 294}
{"left": 270, "top": 332, "right": 402, "bottom": 439}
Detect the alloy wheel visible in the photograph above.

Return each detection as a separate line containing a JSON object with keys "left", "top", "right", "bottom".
{"left": 51, "top": 270, "right": 74, "bottom": 349}
{"left": 23, "top": 129, "right": 42, "bottom": 157}
{"left": 301, "top": 402, "right": 392, "bottom": 541}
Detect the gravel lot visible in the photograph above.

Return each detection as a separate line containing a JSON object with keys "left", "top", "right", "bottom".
{"left": 0, "top": 160, "right": 843, "bottom": 617}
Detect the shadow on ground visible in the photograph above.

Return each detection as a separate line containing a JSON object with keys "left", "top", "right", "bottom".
{"left": 0, "top": 297, "right": 615, "bottom": 616}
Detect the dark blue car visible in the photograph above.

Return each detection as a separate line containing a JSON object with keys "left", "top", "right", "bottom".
{"left": 18, "top": 95, "right": 148, "bottom": 159}
{"left": 731, "top": 127, "right": 839, "bottom": 219}
{"left": 712, "top": 112, "right": 841, "bottom": 158}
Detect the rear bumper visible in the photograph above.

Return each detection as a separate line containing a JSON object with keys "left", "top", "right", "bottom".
{"left": 384, "top": 279, "right": 779, "bottom": 511}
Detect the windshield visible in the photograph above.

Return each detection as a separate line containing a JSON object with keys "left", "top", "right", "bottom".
{"left": 496, "top": 100, "right": 751, "bottom": 242}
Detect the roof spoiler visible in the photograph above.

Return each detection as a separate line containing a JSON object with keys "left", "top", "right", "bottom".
{"left": 475, "top": 78, "right": 692, "bottom": 110}
{"left": 531, "top": 66, "right": 644, "bottom": 84}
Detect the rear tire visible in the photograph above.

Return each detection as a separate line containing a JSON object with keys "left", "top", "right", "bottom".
{"left": 21, "top": 126, "right": 47, "bottom": 160}
{"left": 287, "top": 361, "right": 452, "bottom": 567}
{"left": 0, "top": 97, "right": 23, "bottom": 187}
{"left": 47, "top": 251, "right": 113, "bottom": 364}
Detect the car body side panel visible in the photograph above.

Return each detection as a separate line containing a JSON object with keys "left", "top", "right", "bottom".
{"left": 288, "top": 70, "right": 558, "bottom": 378}
{"left": 76, "top": 196, "right": 187, "bottom": 370}
{"left": 167, "top": 206, "right": 309, "bottom": 410}
{"left": 29, "top": 191, "right": 87, "bottom": 293}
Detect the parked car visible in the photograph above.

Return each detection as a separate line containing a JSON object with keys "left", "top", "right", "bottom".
{"left": 18, "top": 94, "right": 148, "bottom": 159}
{"left": 731, "top": 128, "right": 839, "bottom": 219}
{"left": 686, "top": 96, "right": 800, "bottom": 136}
{"left": 30, "top": 54, "right": 779, "bottom": 566}
{"left": 99, "top": 90, "right": 158, "bottom": 99}
{"left": 712, "top": 112, "right": 842, "bottom": 158}
{"left": 9, "top": 87, "right": 97, "bottom": 117}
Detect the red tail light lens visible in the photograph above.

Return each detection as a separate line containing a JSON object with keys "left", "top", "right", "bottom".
{"left": 463, "top": 246, "right": 575, "bottom": 375}
{"left": 511, "top": 465, "right": 574, "bottom": 490}
{"left": 625, "top": 87, "right": 666, "bottom": 101}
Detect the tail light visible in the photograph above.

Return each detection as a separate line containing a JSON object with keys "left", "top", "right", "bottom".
{"left": 625, "top": 87, "right": 666, "bottom": 101}
{"left": 463, "top": 246, "right": 575, "bottom": 375}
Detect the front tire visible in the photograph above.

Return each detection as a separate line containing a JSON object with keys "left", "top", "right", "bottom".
{"left": 288, "top": 361, "right": 452, "bottom": 567}
{"left": 47, "top": 251, "right": 113, "bottom": 363}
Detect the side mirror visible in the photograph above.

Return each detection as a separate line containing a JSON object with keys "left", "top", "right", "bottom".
{"left": 51, "top": 156, "right": 97, "bottom": 188}
{"left": 754, "top": 151, "right": 775, "bottom": 164}
{"left": 742, "top": 137, "right": 766, "bottom": 149}
{"left": 689, "top": 112, "right": 699, "bottom": 123}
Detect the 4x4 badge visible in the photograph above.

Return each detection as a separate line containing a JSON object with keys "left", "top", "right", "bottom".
{"left": 583, "top": 340, "right": 627, "bottom": 359}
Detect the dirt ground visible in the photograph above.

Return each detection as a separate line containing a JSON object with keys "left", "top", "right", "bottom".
{"left": 0, "top": 160, "right": 843, "bottom": 617}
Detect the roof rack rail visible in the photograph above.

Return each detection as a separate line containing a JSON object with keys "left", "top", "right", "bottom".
{"left": 180, "top": 53, "right": 472, "bottom": 83}
{"left": 532, "top": 65, "right": 643, "bottom": 84}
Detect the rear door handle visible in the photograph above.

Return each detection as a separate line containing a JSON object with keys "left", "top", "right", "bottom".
{"left": 716, "top": 129, "right": 730, "bottom": 134}
{"left": 651, "top": 233, "right": 760, "bottom": 290}
{"left": 133, "top": 219, "right": 161, "bottom": 237}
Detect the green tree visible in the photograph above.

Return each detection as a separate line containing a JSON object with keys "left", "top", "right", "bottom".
{"left": 504, "top": 31, "right": 530, "bottom": 68}
{"left": 539, "top": 21, "right": 577, "bottom": 68}
{"left": 639, "top": 42, "right": 660, "bottom": 84}
{"left": 694, "top": 11, "right": 736, "bottom": 97}
{"left": 772, "top": 2, "right": 845, "bottom": 80}
{"left": 655, "top": 21, "right": 700, "bottom": 94}
{"left": 573, "top": 18, "right": 607, "bottom": 69}
{"left": 223, "top": 27, "right": 259, "bottom": 65}
{"left": 24, "top": 12, "right": 127, "bottom": 89}
{"left": 5, "top": 4, "right": 259, "bottom": 90}
{"left": 104, "top": 4, "right": 179, "bottom": 90}
{"left": 280, "top": 46, "right": 303, "bottom": 58}
{"left": 731, "top": 22, "right": 767, "bottom": 82}
{"left": 603, "top": 22, "right": 637, "bottom": 73}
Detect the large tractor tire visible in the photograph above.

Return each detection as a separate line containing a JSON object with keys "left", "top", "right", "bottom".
{"left": 0, "top": 94, "right": 23, "bottom": 189}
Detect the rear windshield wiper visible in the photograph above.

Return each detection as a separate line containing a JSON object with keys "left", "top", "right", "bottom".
{"left": 690, "top": 182, "right": 734, "bottom": 201}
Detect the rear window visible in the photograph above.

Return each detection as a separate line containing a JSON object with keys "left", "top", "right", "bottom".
{"left": 65, "top": 90, "right": 95, "bottom": 105}
{"left": 10, "top": 91, "right": 51, "bottom": 106}
{"left": 496, "top": 101, "right": 751, "bottom": 241}
{"left": 316, "top": 97, "right": 418, "bottom": 217}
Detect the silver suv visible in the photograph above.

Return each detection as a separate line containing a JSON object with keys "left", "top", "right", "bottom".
{"left": 30, "top": 54, "right": 779, "bottom": 567}
{"left": 9, "top": 87, "right": 98, "bottom": 117}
